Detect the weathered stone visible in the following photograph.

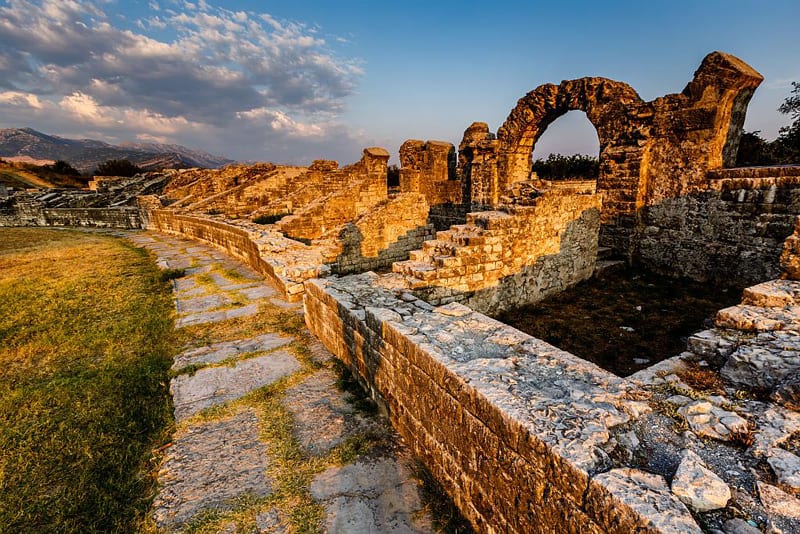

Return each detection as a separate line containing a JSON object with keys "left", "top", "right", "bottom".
{"left": 757, "top": 481, "right": 800, "bottom": 533}
{"left": 721, "top": 340, "right": 800, "bottom": 391}
{"left": 767, "top": 447, "right": 800, "bottom": 491}
{"left": 255, "top": 509, "right": 287, "bottom": 534}
{"left": 743, "top": 279, "right": 800, "bottom": 307}
{"left": 670, "top": 449, "right": 731, "bottom": 512}
{"left": 152, "top": 409, "right": 271, "bottom": 530}
{"left": 591, "top": 468, "right": 701, "bottom": 533}
{"left": 752, "top": 406, "right": 800, "bottom": 458}
{"left": 309, "top": 457, "right": 431, "bottom": 533}
{"left": 171, "top": 351, "right": 301, "bottom": 421}
{"left": 282, "top": 370, "right": 374, "bottom": 457}
{"left": 172, "top": 333, "right": 292, "bottom": 370}
{"left": 677, "top": 400, "right": 749, "bottom": 442}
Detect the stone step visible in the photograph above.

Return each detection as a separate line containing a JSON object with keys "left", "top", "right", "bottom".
{"left": 742, "top": 279, "right": 800, "bottom": 308}
{"left": 597, "top": 246, "right": 614, "bottom": 260}
{"left": 422, "top": 239, "right": 457, "bottom": 256}
{"left": 594, "top": 259, "right": 625, "bottom": 277}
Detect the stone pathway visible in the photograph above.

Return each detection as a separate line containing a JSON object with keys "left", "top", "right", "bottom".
{"left": 128, "top": 232, "right": 432, "bottom": 533}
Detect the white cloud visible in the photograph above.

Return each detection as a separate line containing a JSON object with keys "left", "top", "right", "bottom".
{"left": 0, "top": 0, "right": 367, "bottom": 163}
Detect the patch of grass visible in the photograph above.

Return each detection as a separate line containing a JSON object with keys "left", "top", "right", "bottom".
{"left": 159, "top": 267, "right": 186, "bottom": 282}
{"left": 220, "top": 266, "right": 248, "bottom": 281}
{"left": 497, "top": 268, "right": 742, "bottom": 376}
{"left": 0, "top": 228, "right": 176, "bottom": 533}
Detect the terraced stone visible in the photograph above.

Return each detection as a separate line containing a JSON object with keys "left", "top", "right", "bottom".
{"left": 171, "top": 350, "right": 301, "bottom": 421}
{"left": 153, "top": 409, "right": 271, "bottom": 530}
{"left": 172, "top": 333, "right": 293, "bottom": 370}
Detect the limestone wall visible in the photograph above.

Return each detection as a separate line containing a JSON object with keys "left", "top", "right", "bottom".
{"left": 303, "top": 274, "right": 700, "bottom": 534}
{"left": 635, "top": 167, "right": 800, "bottom": 285}
{"left": 0, "top": 199, "right": 142, "bottom": 229}
{"left": 145, "top": 210, "right": 330, "bottom": 300}
{"left": 277, "top": 147, "right": 391, "bottom": 241}
{"left": 317, "top": 193, "right": 436, "bottom": 274}
{"left": 393, "top": 189, "right": 601, "bottom": 315}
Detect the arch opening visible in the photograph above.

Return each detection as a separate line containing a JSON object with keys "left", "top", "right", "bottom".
{"left": 530, "top": 110, "right": 600, "bottom": 181}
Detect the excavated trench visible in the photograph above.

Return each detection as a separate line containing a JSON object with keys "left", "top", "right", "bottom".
{"left": 496, "top": 267, "right": 744, "bottom": 377}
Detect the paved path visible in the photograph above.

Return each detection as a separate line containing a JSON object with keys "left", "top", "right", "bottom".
{"left": 128, "top": 232, "right": 432, "bottom": 533}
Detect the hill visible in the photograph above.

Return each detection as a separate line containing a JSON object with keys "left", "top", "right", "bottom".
{"left": 0, "top": 160, "right": 89, "bottom": 189}
{"left": 0, "top": 128, "right": 234, "bottom": 172}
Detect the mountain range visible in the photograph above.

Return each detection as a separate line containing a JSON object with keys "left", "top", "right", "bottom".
{"left": 0, "top": 128, "right": 235, "bottom": 172}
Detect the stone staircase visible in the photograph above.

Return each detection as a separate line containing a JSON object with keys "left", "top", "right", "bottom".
{"left": 392, "top": 211, "right": 509, "bottom": 288}
{"left": 594, "top": 245, "right": 626, "bottom": 276}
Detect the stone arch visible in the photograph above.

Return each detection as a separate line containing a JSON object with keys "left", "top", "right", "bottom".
{"left": 496, "top": 77, "right": 646, "bottom": 194}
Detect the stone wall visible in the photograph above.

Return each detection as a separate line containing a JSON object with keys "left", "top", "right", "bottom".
{"left": 277, "top": 148, "right": 391, "bottom": 241}
{"left": 455, "top": 52, "right": 763, "bottom": 256}
{"left": 317, "top": 193, "right": 435, "bottom": 274}
{"left": 0, "top": 197, "right": 142, "bottom": 229}
{"left": 393, "top": 188, "right": 601, "bottom": 315}
{"left": 303, "top": 274, "right": 700, "bottom": 533}
{"left": 635, "top": 167, "right": 800, "bottom": 286}
{"left": 145, "top": 209, "right": 330, "bottom": 300}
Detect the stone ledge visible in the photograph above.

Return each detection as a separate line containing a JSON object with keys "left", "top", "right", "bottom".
{"left": 303, "top": 272, "right": 699, "bottom": 533}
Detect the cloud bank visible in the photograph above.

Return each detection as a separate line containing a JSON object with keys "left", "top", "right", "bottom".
{"left": 0, "top": 0, "right": 368, "bottom": 163}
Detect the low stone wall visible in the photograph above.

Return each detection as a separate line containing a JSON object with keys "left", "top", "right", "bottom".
{"left": 304, "top": 273, "right": 700, "bottom": 533}
{"left": 393, "top": 189, "right": 601, "bottom": 315}
{"left": 0, "top": 202, "right": 142, "bottom": 229}
{"left": 318, "top": 193, "right": 435, "bottom": 275}
{"left": 145, "top": 210, "right": 330, "bottom": 300}
{"left": 634, "top": 167, "right": 800, "bottom": 285}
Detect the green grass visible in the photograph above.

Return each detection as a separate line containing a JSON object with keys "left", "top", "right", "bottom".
{"left": 0, "top": 228, "right": 177, "bottom": 533}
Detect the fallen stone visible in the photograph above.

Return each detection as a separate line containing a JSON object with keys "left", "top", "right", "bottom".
{"left": 171, "top": 350, "right": 301, "bottom": 421}
{"left": 152, "top": 409, "right": 271, "bottom": 530}
{"left": 677, "top": 400, "right": 749, "bottom": 442}
{"left": 309, "top": 457, "right": 431, "bottom": 533}
{"left": 670, "top": 449, "right": 731, "bottom": 512}
{"left": 591, "top": 468, "right": 701, "bottom": 533}
{"left": 722, "top": 518, "right": 761, "bottom": 534}
{"left": 752, "top": 405, "right": 800, "bottom": 457}
{"left": 767, "top": 447, "right": 800, "bottom": 491}
{"left": 715, "top": 304, "right": 800, "bottom": 332}
{"left": 757, "top": 481, "right": 800, "bottom": 533}
{"left": 742, "top": 279, "right": 800, "bottom": 308}
{"left": 172, "top": 333, "right": 292, "bottom": 370}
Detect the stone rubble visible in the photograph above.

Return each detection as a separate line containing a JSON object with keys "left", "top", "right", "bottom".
{"left": 671, "top": 449, "right": 731, "bottom": 512}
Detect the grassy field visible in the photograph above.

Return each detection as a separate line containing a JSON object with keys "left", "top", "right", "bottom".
{"left": 0, "top": 229, "right": 176, "bottom": 532}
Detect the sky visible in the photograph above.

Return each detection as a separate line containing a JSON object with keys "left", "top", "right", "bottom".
{"left": 0, "top": 0, "right": 797, "bottom": 165}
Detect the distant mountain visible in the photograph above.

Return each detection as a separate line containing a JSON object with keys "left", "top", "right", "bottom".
{"left": 0, "top": 128, "right": 235, "bottom": 172}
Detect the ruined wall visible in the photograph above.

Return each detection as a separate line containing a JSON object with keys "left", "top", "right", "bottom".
{"left": 636, "top": 167, "right": 800, "bottom": 286}
{"left": 277, "top": 147, "right": 390, "bottom": 241}
{"left": 304, "top": 274, "right": 700, "bottom": 534}
{"left": 145, "top": 210, "right": 330, "bottom": 300}
{"left": 399, "top": 140, "right": 464, "bottom": 230}
{"left": 393, "top": 189, "right": 601, "bottom": 315}
{"left": 318, "top": 193, "right": 435, "bottom": 274}
{"left": 456, "top": 52, "right": 763, "bottom": 256}
{"left": 0, "top": 196, "right": 142, "bottom": 229}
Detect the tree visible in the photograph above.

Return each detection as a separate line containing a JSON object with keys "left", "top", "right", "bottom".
{"left": 735, "top": 131, "right": 778, "bottom": 167}
{"left": 45, "top": 160, "right": 81, "bottom": 176}
{"left": 94, "top": 159, "right": 142, "bottom": 177}
{"left": 531, "top": 153, "right": 599, "bottom": 180}
{"left": 775, "top": 81, "right": 800, "bottom": 163}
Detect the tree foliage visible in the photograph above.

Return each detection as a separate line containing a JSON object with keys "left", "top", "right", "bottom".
{"left": 44, "top": 160, "right": 81, "bottom": 176}
{"left": 531, "top": 153, "right": 599, "bottom": 180}
{"left": 736, "top": 82, "right": 800, "bottom": 166}
{"left": 94, "top": 159, "right": 142, "bottom": 177}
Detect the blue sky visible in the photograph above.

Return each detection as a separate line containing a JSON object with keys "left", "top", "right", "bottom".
{"left": 0, "top": 0, "right": 797, "bottom": 164}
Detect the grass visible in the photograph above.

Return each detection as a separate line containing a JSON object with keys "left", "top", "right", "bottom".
{"left": 0, "top": 228, "right": 176, "bottom": 533}
{"left": 497, "top": 267, "right": 742, "bottom": 376}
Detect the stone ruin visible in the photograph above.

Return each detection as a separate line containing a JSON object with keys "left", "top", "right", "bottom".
{"left": 2, "top": 51, "right": 800, "bottom": 533}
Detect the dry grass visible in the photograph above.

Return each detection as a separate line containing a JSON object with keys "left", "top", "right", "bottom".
{"left": 0, "top": 228, "right": 176, "bottom": 533}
